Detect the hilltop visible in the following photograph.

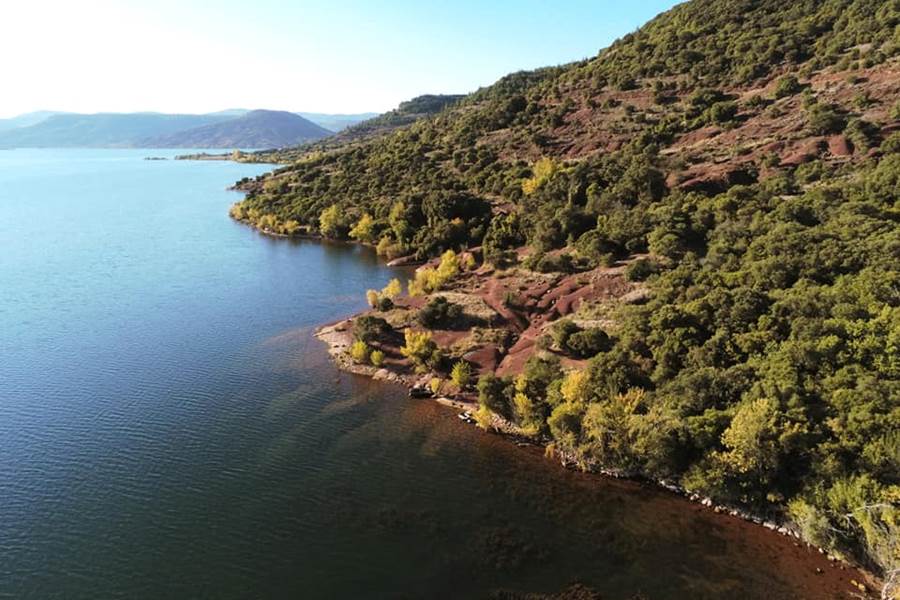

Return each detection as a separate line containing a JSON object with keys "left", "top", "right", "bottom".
{"left": 223, "top": 94, "right": 465, "bottom": 164}
{"left": 230, "top": 0, "right": 900, "bottom": 593}
{"left": 0, "top": 112, "right": 231, "bottom": 148}
{"left": 0, "top": 109, "right": 371, "bottom": 149}
{"left": 142, "top": 110, "right": 331, "bottom": 148}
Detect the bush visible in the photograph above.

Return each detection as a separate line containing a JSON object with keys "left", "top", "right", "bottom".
{"left": 408, "top": 250, "right": 461, "bottom": 296}
{"left": 566, "top": 328, "right": 611, "bottom": 358}
{"left": 794, "top": 160, "right": 830, "bottom": 184}
{"left": 382, "top": 278, "right": 403, "bottom": 299}
{"left": 535, "top": 252, "right": 576, "bottom": 273}
{"left": 354, "top": 315, "right": 390, "bottom": 343}
{"left": 477, "top": 373, "right": 513, "bottom": 418}
{"left": 845, "top": 118, "right": 879, "bottom": 151}
{"left": 890, "top": 100, "right": 900, "bottom": 120}
{"left": 400, "top": 329, "right": 441, "bottom": 371}
{"left": 319, "top": 204, "right": 349, "bottom": 238}
{"left": 365, "top": 289, "right": 380, "bottom": 308}
{"left": 881, "top": 132, "right": 900, "bottom": 154}
{"left": 806, "top": 103, "right": 846, "bottom": 135}
{"left": 349, "top": 340, "right": 370, "bottom": 364}
{"left": 418, "top": 296, "right": 463, "bottom": 328}
{"left": 705, "top": 101, "right": 738, "bottom": 124}
{"left": 773, "top": 75, "right": 802, "bottom": 98}
{"left": 745, "top": 95, "right": 767, "bottom": 109}
{"left": 370, "top": 350, "right": 385, "bottom": 367}
{"left": 450, "top": 361, "right": 472, "bottom": 388}
{"left": 348, "top": 213, "right": 377, "bottom": 243}
{"left": 550, "top": 319, "right": 580, "bottom": 350}
{"left": 375, "top": 296, "right": 394, "bottom": 311}
{"left": 625, "top": 258, "right": 660, "bottom": 281}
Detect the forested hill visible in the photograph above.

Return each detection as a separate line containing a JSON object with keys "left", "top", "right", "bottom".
{"left": 230, "top": 94, "right": 465, "bottom": 163}
{"left": 232, "top": 0, "right": 899, "bottom": 591}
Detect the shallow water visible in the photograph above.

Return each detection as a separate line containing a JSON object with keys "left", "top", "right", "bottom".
{"left": 0, "top": 149, "right": 857, "bottom": 599}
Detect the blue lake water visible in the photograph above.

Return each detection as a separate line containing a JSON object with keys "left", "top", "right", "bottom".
{"left": 0, "top": 149, "right": 854, "bottom": 599}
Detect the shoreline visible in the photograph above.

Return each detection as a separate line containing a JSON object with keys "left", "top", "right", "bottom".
{"left": 314, "top": 315, "right": 880, "bottom": 595}
{"left": 231, "top": 166, "right": 881, "bottom": 594}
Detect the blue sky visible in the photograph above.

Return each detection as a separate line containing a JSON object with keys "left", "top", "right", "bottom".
{"left": 1, "top": 0, "right": 681, "bottom": 118}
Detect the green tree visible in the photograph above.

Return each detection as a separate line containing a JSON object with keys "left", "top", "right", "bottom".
{"left": 349, "top": 213, "right": 377, "bottom": 243}
{"left": 319, "top": 205, "right": 348, "bottom": 238}
{"left": 400, "top": 329, "right": 440, "bottom": 371}
{"left": 450, "top": 361, "right": 472, "bottom": 388}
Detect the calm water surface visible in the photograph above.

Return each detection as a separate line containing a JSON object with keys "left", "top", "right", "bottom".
{"left": 0, "top": 149, "right": 854, "bottom": 599}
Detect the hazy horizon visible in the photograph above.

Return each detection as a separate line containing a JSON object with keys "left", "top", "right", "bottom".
{"left": 1, "top": 108, "right": 381, "bottom": 119}
{"left": 1, "top": 0, "right": 679, "bottom": 119}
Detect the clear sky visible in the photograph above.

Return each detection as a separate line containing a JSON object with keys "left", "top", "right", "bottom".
{"left": 1, "top": 0, "right": 681, "bottom": 118}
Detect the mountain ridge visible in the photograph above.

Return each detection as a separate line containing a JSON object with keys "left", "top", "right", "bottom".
{"left": 141, "top": 110, "right": 331, "bottom": 148}
{"left": 0, "top": 109, "right": 376, "bottom": 148}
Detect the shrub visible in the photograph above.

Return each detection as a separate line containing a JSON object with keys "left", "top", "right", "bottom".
{"left": 625, "top": 258, "right": 660, "bottom": 281}
{"left": 806, "top": 103, "right": 846, "bottom": 135}
{"left": 522, "top": 157, "right": 559, "bottom": 195}
{"left": 845, "top": 118, "right": 879, "bottom": 151}
{"left": 365, "top": 289, "right": 380, "bottom": 308}
{"left": 354, "top": 315, "right": 390, "bottom": 343}
{"left": 477, "top": 373, "right": 513, "bottom": 418}
{"left": 319, "top": 204, "right": 349, "bottom": 238}
{"left": 408, "top": 250, "right": 461, "bottom": 296}
{"left": 706, "top": 101, "right": 738, "bottom": 124}
{"left": 773, "top": 75, "right": 802, "bottom": 98}
{"left": 375, "top": 296, "right": 394, "bottom": 311}
{"left": 881, "top": 132, "right": 900, "bottom": 154}
{"left": 400, "top": 329, "right": 440, "bottom": 371}
{"left": 566, "top": 328, "right": 611, "bottom": 358}
{"left": 550, "top": 319, "right": 580, "bottom": 350}
{"left": 348, "top": 213, "right": 377, "bottom": 243}
{"left": 450, "top": 361, "right": 472, "bottom": 388}
{"left": 794, "top": 160, "right": 830, "bottom": 184}
{"left": 535, "top": 252, "right": 576, "bottom": 273}
{"left": 418, "top": 296, "right": 463, "bottom": 328}
{"left": 349, "top": 340, "right": 370, "bottom": 364}
{"left": 890, "top": 100, "right": 900, "bottom": 121}
{"left": 745, "top": 95, "right": 767, "bottom": 109}
{"left": 370, "top": 350, "right": 385, "bottom": 367}
{"left": 547, "top": 401, "right": 585, "bottom": 450}
{"left": 382, "top": 278, "right": 403, "bottom": 299}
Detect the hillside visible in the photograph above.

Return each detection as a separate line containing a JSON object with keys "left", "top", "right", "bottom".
{"left": 0, "top": 112, "right": 231, "bottom": 148}
{"left": 331, "top": 94, "right": 464, "bottom": 141}
{"left": 227, "top": 94, "right": 465, "bottom": 164}
{"left": 0, "top": 109, "right": 345, "bottom": 148}
{"left": 231, "top": 0, "right": 900, "bottom": 592}
{"left": 0, "top": 110, "right": 64, "bottom": 132}
{"left": 142, "top": 110, "right": 331, "bottom": 148}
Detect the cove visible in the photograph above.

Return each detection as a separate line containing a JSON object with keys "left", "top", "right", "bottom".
{"left": 0, "top": 149, "right": 861, "bottom": 599}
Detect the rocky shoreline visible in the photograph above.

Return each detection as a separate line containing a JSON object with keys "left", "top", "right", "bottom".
{"left": 315, "top": 317, "right": 878, "bottom": 595}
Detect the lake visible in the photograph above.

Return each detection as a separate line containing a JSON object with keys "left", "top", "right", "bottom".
{"left": 0, "top": 149, "right": 858, "bottom": 599}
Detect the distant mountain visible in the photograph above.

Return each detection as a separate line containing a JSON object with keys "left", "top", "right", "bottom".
{"left": 0, "top": 111, "right": 65, "bottom": 132}
{"left": 225, "top": 94, "right": 465, "bottom": 163}
{"left": 141, "top": 110, "right": 331, "bottom": 148}
{"left": 296, "top": 112, "right": 378, "bottom": 132}
{"left": 171, "top": 109, "right": 377, "bottom": 132}
{"left": 0, "top": 113, "right": 231, "bottom": 148}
